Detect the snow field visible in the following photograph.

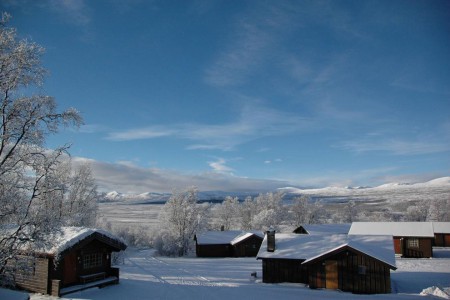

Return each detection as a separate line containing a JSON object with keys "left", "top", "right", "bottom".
{"left": 29, "top": 248, "right": 450, "bottom": 300}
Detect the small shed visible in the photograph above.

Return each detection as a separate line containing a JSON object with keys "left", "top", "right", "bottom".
{"left": 433, "top": 222, "right": 450, "bottom": 247}
{"left": 349, "top": 222, "right": 434, "bottom": 258}
{"left": 293, "top": 223, "right": 351, "bottom": 235}
{"left": 257, "top": 233, "right": 396, "bottom": 294}
{"left": 12, "top": 227, "right": 126, "bottom": 296}
{"left": 194, "top": 231, "right": 263, "bottom": 257}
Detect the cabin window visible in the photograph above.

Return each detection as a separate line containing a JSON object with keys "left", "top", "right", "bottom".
{"left": 408, "top": 238, "right": 419, "bottom": 248}
{"left": 358, "top": 265, "right": 366, "bottom": 275}
{"left": 83, "top": 253, "right": 103, "bottom": 269}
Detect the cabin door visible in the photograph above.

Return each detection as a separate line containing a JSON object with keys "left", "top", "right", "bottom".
{"left": 325, "top": 260, "right": 338, "bottom": 290}
{"left": 63, "top": 252, "right": 77, "bottom": 285}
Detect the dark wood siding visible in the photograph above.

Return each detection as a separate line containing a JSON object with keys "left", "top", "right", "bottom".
{"left": 400, "top": 237, "right": 433, "bottom": 258}
{"left": 261, "top": 248, "right": 393, "bottom": 294}
{"left": 196, "top": 244, "right": 232, "bottom": 257}
{"left": 14, "top": 256, "right": 49, "bottom": 294}
{"left": 261, "top": 259, "right": 308, "bottom": 284}
{"left": 307, "top": 249, "right": 392, "bottom": 294}
{"left": 232, "top": 235, "right": 263, "bottom": 257}
{"left": 434, "top": 233, "right": 450, "bottom": 247}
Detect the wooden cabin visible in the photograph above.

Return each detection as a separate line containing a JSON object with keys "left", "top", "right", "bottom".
{"left": 12, "top": 227, "right": 126, "bottom": 297}
{"left": 257, "top": 233, "right": 396, "bottom": 294}
{"left": 349, "top": 222, "right": 434, "bottom": 258}
{"left": 194, "top": 231, "right": 263, "bottom": 257}
{"left": 433, "top": 222, "right": 450, "bottom": 247}
{"left": 293, "top": 223, "right": 351, "bottom": 235}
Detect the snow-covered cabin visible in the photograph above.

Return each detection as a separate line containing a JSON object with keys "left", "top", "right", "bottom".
{"left": 349, "top": 222, "right": 434, "bottom": 258}
{"left": 12, "top": 227, "right": 127, "bottom": 296}
{"left": 433, "top": 222, "right": 450, "bottom": 247}
{"left": 257, "top": 233, "right": 396, "bottom": 294}
{"left": 194, "top": 230, "right": 264, "bottom": 257}
{"left": 293, "top": 223, "right": 351, "bottom": 235}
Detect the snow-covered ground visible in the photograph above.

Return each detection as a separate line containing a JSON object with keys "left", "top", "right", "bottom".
{"left": 29, "top": 248, "right": 450, "bottom": 300}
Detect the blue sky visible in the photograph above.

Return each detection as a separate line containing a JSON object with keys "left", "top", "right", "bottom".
{"left": 3, "top": 0, "right": 449, "bottom": 193}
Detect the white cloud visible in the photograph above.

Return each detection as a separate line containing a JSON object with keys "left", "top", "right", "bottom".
{"left": 106, "top": 103, "right": 313, "bottom": 151}
{"left": 337, "top": 137, "right": 450, "bottom": 156}
{"left": 73, "top": 156, "right": 288, "bottom": 194}
{"left": 208, "top": 158, "right": 233, "bottom": 173}
{"left": 47, "top": 0, "right": 91, "bottom": 26}
{"left": 106, "top": 127, "right": 175, "bottom": 141}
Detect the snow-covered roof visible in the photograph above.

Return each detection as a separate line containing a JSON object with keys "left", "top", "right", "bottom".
{"left": 297, "top": 223, "right": 351, "bottom": 235}
{"left": 38, "top": 227, "right": 127, "bottom": 258}
{"left": 231, "top": 231, "right": 264, "bottom": 245}
{"left": 257, "top": 233, "right": 396, "bottom": 269}
{"left": 432, "top": 222, "right": 450, "bottom": 234}
{"left": 195, "top": 231, "right": 263, "bottom": 245}
{"left": 349, "top": 222, "right": 434, "bottom": 237}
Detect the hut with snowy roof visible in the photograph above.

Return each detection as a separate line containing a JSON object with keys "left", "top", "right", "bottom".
{"left": 433, "top": 222, "right": 450, "bottom": 247}
{"left": 12, "top": 227, "right": 127, "bottom": 297}
{"left": 257, "top": 233, "right": 396, "bottom": 294}
{"left": 194, "top": 230, "right": 263, "bottom": 257}
{"left": 349, "top": 222, "right": 434, "bottom": 258}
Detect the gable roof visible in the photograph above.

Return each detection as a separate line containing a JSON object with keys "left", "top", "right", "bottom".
{"left": 295, "top": 223, "right": 351, "bottom": 235}
{"left": 432, "top": 222, "right": 450, "bottom": 234}
{"left": 257, "top": 233, "right": 396, "bottom": 269}
{"left": 38, "top": 227, "right": 127, "bottom": 258}
{"left": 349, "top": 222, "right": 434, "bottom": 237}
{"left": 195, "top": 231, "right": 263, "bottom": 245}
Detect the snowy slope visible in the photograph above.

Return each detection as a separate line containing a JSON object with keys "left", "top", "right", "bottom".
{"left": 279, "top": 177, "right": 450, "bottom": 204}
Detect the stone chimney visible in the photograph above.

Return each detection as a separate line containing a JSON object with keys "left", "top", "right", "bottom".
{"left": 266, "top": 227, "right": 275, "bottom": 252}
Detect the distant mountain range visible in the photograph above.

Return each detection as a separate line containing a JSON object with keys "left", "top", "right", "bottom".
{"left": 99, "top": 177, "right": 450, "bottom": 204}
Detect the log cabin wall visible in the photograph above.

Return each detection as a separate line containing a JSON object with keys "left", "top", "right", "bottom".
{"left": 14, "top": 256, "right": 50, "bottom": 294}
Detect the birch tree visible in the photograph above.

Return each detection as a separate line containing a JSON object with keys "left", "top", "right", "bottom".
{"left": 290, "top": 195, "right": 310, "bottom": 226}
{"left": 156, "top": 187, "right": 209, "bottom": 256}
{"left": 0, "top": 13, "right": 82, "bottom": 283}
{"left": 215, "top": 196, "right": 239, "bottom": 230}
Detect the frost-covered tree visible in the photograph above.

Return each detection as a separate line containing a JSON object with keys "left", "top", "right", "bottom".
{"left": 62, "top": 163, "right": 98, "bottom": 227}
{"left": 290, "top": 195, "right": 310, "bottom": 226}
{"left": 240, "top": 196, "right": 256, "bottom": 230}
{"left": 0, "top": 13, "right": 82, "bottom": 284}
{"left": 428, "top": 198, "right": 450, "bottom": 222}
{"left": 405, "top": 201, "right": 429, "bottom": 222}
{"left": 215, "top": 196, "right": 239, "bottom": 230}
{"left": 306, "top": 199, "right": 328, "bottom": 224}
{"left": 155, "top": 187, "right": 209, "bottom": 256}
{"left": 341, "top": 200, "right": 358, "bottom": 223}
{"left": 251, "top": 192, "right": 285, "bottom": 230}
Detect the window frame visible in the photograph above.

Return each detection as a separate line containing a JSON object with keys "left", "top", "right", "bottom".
{"left": 82, "top": 253, "right": 103, "bottom": 269}
{"left": 407, "top": 238, "right": 419, "bottom": 248}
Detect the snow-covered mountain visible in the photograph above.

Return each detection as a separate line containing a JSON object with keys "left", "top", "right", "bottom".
{"left": 100, "top": 191, "right": 171, "bottom": 203}
{"left": 279, "top": 177, "right": 450, "bottom": 204}
{"left": 99, "top": 177, "right": 449, "bottom": 204}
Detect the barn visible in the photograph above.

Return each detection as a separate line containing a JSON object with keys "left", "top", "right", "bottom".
{"left": 349, "top": 222, "right": 434, "bottom": 258}
{"left": 194, "top": 231, "right": 263, "bottom": 257}
{"left": 257, "top": 233, "right": 396, "bottom": 294}
{"left": 293, "top": 223, "right": 351, "bottom": 235}
{"left": 433, "top": 222, "right": 450, "bottom": 247}
{"left": 11, "top": 227, "right": 127, "bottom": 296}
